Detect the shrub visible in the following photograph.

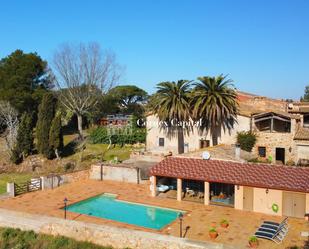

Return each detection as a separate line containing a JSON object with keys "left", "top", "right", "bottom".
{"left": 249, "top": 236, "right": 258, "bottom": 242}
{"left": 220, "top": 219, "right": 228, "bottom": 225}
{"left": 237, "top": 131, "right": 257, "bottom": 152}
{"left": 64, "top": 162, "right": 75, "bottom": 172}
{"left": 0, "top": 227, "right": 114, "bottom": 249}
{"left": 209, "top": 228, "right": 217, "bottom": 233}
{"left": 89, "top": 127, "right": 146, "bottom": 145}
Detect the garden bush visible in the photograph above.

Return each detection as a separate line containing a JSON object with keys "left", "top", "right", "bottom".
{"left": 236, "top": 131, "right": 257, "bottom": 152}
{"left": 0, "top": 227, "right": 115, "bottom": 249}
{"left": 89, "top": 127, "right": 146, "bottom": 145}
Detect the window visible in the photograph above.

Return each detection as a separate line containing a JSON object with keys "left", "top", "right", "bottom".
{"left": 258, "top": 146, "right": 266, "bottom": 157}
{"left": 159, "top": 138, "right": 164, "bottom": 147}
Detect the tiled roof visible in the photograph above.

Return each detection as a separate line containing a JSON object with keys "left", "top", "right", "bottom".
{"left": 294, "top": 127, "right": 309, "bottom": 140}
{"left": 150, "top": 157, "right": 309, "bottom": 193}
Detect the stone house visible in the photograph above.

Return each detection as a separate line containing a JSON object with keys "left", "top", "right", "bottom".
{"left": 146, "top": 92, "right": 309, "bottom": 165}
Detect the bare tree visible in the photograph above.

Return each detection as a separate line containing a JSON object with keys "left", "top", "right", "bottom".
{"left": 0, "top": 101, "right": 19, "bottom": 156}
{"left": 53, "top": 42, "right": 122, "bottom": 138}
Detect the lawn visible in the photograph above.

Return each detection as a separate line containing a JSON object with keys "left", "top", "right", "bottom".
{"left": 0, "top": 227, "right": 120, "bottom": 249}
{"left": 63, "top": 134, "right": 133, "bottom": 163}
{"left": 0, "top": 173, "right": 34, "bottom": 195}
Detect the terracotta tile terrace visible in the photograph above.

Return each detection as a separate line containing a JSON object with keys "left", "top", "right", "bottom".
{"left": 0, "top": 179, "right": 307, "bottom": 249}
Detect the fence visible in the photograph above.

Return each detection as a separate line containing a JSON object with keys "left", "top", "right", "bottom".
{"left": 7, "top": 170, "right": 89, "bottom": 197}
{"left": 14, "top": 178, "right": 42, "bottom": 196}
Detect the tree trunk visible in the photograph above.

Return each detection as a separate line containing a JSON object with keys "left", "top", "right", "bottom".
{"left": 177, "top": 127, "right": 184, "bottom": 154}
{"left": 77, "top": 114, "right": 83, "bottom": 139}
{"left": 55, "top": 148, "right": 60, "bottom": 159}
{"left": 211, "top": 127, "right": 218, "bottom": 146}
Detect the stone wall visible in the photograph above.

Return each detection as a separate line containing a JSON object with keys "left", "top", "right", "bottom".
{"left": 253, "top": 131, "right": 296, "bottom": 163}
{"left": 41, "top": 170, "right": 89, "bottom": 190}
{"left": 90, "top": 164, "right": 142, "bottom": 184}
{"left": 0, "top": 208, "right": 238, "bottom": 249}
{"left": 252, "top": 118, "right": 301, "bottom": 164}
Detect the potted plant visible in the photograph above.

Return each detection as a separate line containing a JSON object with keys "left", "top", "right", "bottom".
{"left": 209, "top": 228, "right": 218, "bottom": 239}
{"left": 248, "top": 236, "right": 259, "bottom": 248}
{"left": 220, "top": 219, "right": 229, "bottom": 228}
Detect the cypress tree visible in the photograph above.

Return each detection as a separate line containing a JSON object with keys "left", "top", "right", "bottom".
{"left": 15, "top": 112, "right": 34, "bottom": 158}
{"left": 49, "top": 114, "right": 63, "bottom": 159}
{"left": 36, "top": 93, "right": 57, "bottom": 158}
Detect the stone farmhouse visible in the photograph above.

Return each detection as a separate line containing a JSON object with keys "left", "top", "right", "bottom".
{"left": 146, "top": 91, "right": 309, "bottom": 165}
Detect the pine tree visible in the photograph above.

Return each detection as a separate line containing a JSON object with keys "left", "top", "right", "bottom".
{"left": 36, "top": 93, "right": 57, "bottom": 158}
{"left": 49, "top": 114, "right": 63, "bottom": 159}
{"left": 301, "top": 85, "right": 309, "bottom": 102}
{"left": 15, "top": 112, "right": 34, "bottom": 159}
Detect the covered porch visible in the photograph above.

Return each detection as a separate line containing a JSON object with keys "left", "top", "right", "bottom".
{"left": 151, "top": 176, "right": 235, "bottom": 207}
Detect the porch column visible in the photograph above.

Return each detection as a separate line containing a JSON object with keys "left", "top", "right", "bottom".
{"left": 305, "top": 193, "right": 309, "bottom": 214}
{"left": 204, "top": 181, "right": 209, "bottom": 205}
{"left": 234, "top": 185, "right": 244, "bottom": 210}
{"left": 150, "top": 176, "right": 156, "bottom": 197}
{"left": 177, "top": 178, "right": 182, "bottom": 201}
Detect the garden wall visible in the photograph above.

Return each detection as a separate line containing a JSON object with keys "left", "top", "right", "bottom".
{"left": 0, "top": 208, "right": 237, "bottom": 249}
{"left": 90, "top": 163, "right": 143, "bottom": 184}
{"left": 41, "top": 170, "right": 89, "bottom": 190}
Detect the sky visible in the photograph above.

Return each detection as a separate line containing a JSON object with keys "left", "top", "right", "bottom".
{"left": 1, "top": 0, "right": 309, "bottom": 100}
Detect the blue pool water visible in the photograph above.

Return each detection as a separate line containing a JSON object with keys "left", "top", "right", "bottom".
{"left": 65, "top": 194, "right": 183, "bottom": 230}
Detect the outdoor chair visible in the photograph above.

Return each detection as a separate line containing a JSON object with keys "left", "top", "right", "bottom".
{"left": 197, "top": 192, "right": 204, "bottom": 199}
{"left": 263, "top": 217, "right": 288, "bottom": 227}
{"left": 254, "top": 217, "right": 288, "bottom": 244}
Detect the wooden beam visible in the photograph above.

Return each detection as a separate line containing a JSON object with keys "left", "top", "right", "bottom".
{"left": 254, "top": 115, "right": 291, "bottom": 123}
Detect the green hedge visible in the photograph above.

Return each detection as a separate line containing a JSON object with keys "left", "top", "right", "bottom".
{"left": 236, "top": 131, "right": 257, "bottom": 152}
{"left": 89, "top": 127, "right": 146, "bottom": 145}
{"left": 0, "top": 227, "right": 116, "bottom": 249}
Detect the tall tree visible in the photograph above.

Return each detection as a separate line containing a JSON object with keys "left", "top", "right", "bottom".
{"left": 301, "top": 85, "right": 309, "bottom": 102}
{"left": 0, "top": 50, "right": 53, "bottom": 113}
{"left": 191, "top": 75, "right": 238, "bottom": 146}
{"left": 15, "top": 112, "right": 34, "bottom": 160}
{"left": 0, "top": 101, "right": 19, "bottom": 157}
{"left": 108, "top": 85, "right": 148, "bottom": 115}
{"left": 151, "top": 80, "right": 192, "bottom": 154}
{"left": 36, "top": 93, "right": 57, "bottom": 158}
{"left": 53, "top": 42, "right": 122, "bottom": 139}
{"left": 49, "top": 113, "right": 63, "bottom": 159}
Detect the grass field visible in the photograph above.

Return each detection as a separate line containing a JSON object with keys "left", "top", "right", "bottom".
{"left": 0, "top": 173, "right": 34, "bottom": 194}
{"left": 63, "top": 134, "right": 133, "bottom": 163}
{"left": 0, "top": 227, "right": 120, "bottom": 249}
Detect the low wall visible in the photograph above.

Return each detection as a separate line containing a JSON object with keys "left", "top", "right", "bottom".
{"left": 90, "top": 164, "right": 142, "bottom": 184}
{"left": 41, "top": 170, "right": 89, "bottom": 190}
{"left": 0, "top": 208, "right": 239, "bottom": 249}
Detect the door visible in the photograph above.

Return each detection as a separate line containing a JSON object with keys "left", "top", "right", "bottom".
{"left": 283, "top": 192, "right": 306, "bottom": 218}
{"left": 243, "top": 187, "right": 253, "bottom": 211}
{"left": 276, "top": 148, "right": 285, "bottom": 164}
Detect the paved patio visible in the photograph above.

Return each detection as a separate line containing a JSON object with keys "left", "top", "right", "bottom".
{"left": 0, "top": 179, "right": 307, "bottom": 249}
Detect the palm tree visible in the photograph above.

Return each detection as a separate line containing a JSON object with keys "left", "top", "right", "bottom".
{"left": 191, "top": 75, "right": 238, "bottom": 146}
{"left": 150, "top": 80, "right": 192, "bottom": 154}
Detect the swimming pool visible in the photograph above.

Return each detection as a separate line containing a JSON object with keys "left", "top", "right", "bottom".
{"left": 65, "top": 194, "right": 184, "bottom": 230}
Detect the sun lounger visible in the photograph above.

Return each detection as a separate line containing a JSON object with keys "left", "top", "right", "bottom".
{"left": 156, "top": 185, "right": 169, "bottom": 192}
{"left": 263, "top": 217, "right": 288, "bottom": 227}
{"left": 255, "top": 217, "right": 288, "bottom": 244}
